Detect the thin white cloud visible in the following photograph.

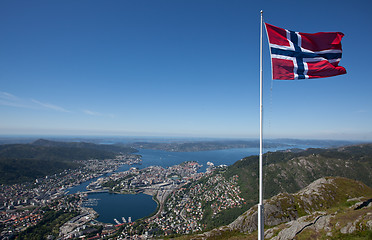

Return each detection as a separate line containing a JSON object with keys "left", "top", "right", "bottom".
{"left": 0, "top": 91, "right": 27, "bottom": 108}
{"left": 31, "top": 99, "right": 70, "bottom": 113}
{"left": 83, "top": 109, "right": 115, "bottom": 118}
{"left": 355, "top": 109, "right": 368, "bottom": 113}
{"left": 0, "top": 91, "right": 70, "bottom": 112}
{"left": 0, "top": 91, "right": 18, "bottom": 100}
{"left": 83, "top": 109, "right": 101, "bottom": 116}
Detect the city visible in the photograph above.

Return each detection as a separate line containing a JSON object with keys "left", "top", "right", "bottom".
{"left": 0, "top": 154, "right": 142, "bottom": 239}
{"left": 0, "top": 151, "right": 247, "bottom": 239}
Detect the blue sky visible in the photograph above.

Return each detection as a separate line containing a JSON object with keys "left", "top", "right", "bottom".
{"left": 0, "top": 0, "right": 371, "bottom": 140}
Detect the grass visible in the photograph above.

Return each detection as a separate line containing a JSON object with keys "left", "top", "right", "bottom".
{"left": 325, "top": 230, "right": 372, "bottom": 240}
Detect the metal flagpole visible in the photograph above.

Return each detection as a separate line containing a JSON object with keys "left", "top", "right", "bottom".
{"left": 258, "top": 10, "right": 264, "bottom": 240}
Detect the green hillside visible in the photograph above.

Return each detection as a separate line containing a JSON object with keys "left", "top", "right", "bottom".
{"left": 0, "top": 139, "right": 137, "bottom": 161}
{"left": 0, "top": 139, "right": 138, "bottom": 184}
{"left": 179, "top": 144, "right": 372, "bottom": 231}
{"left": 187, "top": 177, "right": 372, "bottom": 240}
{"left": 0, "top": 158, "right": 79, "bottom": 184}
{"left": 31, "top": 139, "right": 137, "bottom": 154}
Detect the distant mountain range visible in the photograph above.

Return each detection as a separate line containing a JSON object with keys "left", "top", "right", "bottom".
{"left": 127, "top": 138, "right": 355, "bottom": 152}
{"left": 0, "top": 136, "right": 357, "bottom": 151}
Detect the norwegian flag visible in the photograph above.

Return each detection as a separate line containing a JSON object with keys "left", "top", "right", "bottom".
{"left": 265, "top": 23, "right": 346, "bottom": 80}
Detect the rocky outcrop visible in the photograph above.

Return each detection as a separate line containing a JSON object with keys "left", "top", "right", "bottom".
{"left": 265, "top": 212, "right": 332, "bottom": 239}
{"left": 193, "top": 177, "right": 372, "bottom": 240}
{"left": 267, "top": 198, "right": 372, "bottom": 240}
{"left": 226, "top": 192, "right": 298, "bottom": 233}
{"left": 226, "top": 178, "right": 338, "bottom": 233}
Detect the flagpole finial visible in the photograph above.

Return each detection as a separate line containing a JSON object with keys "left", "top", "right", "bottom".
{"left": 260, "top": 10, "right": 263, "bottom": 14}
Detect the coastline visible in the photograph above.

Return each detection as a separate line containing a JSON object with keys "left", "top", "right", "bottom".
{"left": 144, "top": 188, "right": 172, "bottom": 220}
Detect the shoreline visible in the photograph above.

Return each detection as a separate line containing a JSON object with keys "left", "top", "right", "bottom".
{"left": 107, "top": 187, "right": 174, "bottom": 221}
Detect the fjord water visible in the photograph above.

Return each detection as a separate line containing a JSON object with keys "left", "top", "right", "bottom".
{"left": 134, "top": 147, "right": 262, "bottom": 171}
{"left": 71, "top": 146, "right": 310, "bottom": 224}
{"left": 86, "top": 192, "right": 157, "bottom": 224}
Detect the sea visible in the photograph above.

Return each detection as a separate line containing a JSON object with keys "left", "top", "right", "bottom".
{"left": 68, "top": 145, "right": 317, "bottom": 224}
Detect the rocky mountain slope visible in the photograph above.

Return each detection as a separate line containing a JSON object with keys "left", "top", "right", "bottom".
{"left": 204, "top": 144, "right": 372, "bottom": 229}
{"left": 188, "top": 177, "right": 372, "bottom": 240}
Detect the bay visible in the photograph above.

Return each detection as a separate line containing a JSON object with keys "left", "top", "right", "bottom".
{"left": 85, "top": 192, "right": 157, "bottom": 224}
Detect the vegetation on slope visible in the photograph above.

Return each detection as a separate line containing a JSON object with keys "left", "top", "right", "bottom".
{"left": 0, "top": 158, "right": 79, "bottom": 184}
{"left": 0, "top": 139, "right": 138, "bottom": 184}
{"left": 16, "top": 208, "right": 79, "bottom": 240}
{"left": 0, "top": 139, "right": 137, "bottom": 161}
{"left": 184, "top": 144, "right": 372, "bottom": 231}
{"left": 181, "top": 177, "right": 372, "bottom": 240}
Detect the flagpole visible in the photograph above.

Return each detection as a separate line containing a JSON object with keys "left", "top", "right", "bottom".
{"left": 258, "top": 9, "right": 264, "bottom": 240}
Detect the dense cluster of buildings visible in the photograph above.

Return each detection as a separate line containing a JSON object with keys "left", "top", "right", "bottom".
{"left": 0, "top": 155, "right": 140, "bottom": 239}
{"left": 84, "top": 161, "right": 207, "bottom": 238}
{"left": 138, "top": 170, "right": 244, "bottom": 235}
{"left": 91, "top": 161, "right": 203, "bottom": 195}
{"left": 103, "top": 165, "right": 244, "bottom": 237}
{"left": 201, "top": 174, "right": 244, "bottom": 214}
